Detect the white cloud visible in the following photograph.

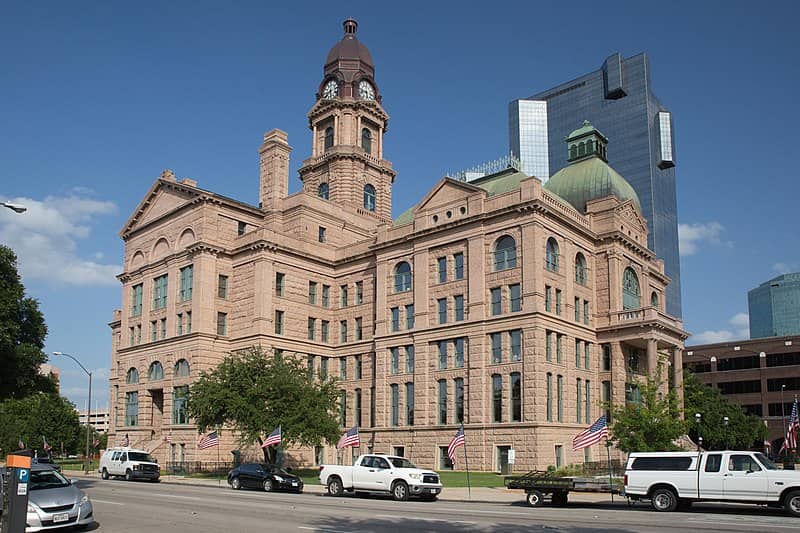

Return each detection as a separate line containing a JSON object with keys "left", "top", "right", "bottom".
{"left": 773, "top": 262, "right": 798, "bottom": 275}
{"left": 678, "top": 222, "right": 727, "bottom": 256}
{"left": 0, "top": 194, "right": 121, "bottom": 286}
{"left": 690, "top": 312, "right": 750, "bottom": 344}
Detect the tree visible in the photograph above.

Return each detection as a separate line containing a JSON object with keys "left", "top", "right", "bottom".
{"left": 0, "top": 245, "right": 55, "bottom": 399}
{"left": 608, "top": 370, "right": 687, "bottom": 453}
{"left": 0, "top": 392, "right": 83, "bottom": 456}
{"left": 683, "top": 372, "right": 767, "bottom": 450}
{"left": 188, "top": 347, "right": 342, "bottom": 463}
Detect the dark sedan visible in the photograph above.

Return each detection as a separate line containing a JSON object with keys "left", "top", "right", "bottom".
{"left": 227, "top": 463, "right": 303, "bottom": 493}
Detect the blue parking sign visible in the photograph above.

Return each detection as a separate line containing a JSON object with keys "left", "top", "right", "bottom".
{"left": 18, "top": 468, "right": 29, "bottom": 483}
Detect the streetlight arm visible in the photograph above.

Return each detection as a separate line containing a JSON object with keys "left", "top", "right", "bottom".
{"left": 53, "top": 351, "right": 91, "bottom": 377}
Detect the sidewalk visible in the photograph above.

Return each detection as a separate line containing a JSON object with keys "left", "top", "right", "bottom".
{"left": 69, "top": 470, "right": 620, "bottom": 505}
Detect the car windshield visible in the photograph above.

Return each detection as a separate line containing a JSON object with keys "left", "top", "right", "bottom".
{"left": 389, "top": 457, "right": 418, "bottom": 469}
{"left": 754, "top": 452, "right": 778, "bottom": 470}
{"left": 129, "top": 452, "right": 156, "bottom": 462}
{"left": 30, "top": 469, "right": 70, "bottom": 491}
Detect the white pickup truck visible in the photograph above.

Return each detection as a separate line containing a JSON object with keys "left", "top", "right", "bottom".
{"left": 624, "top": 450, "right": 800, "bottom": 516}
{"left": 319, "top": 454, "right": 443, "bottom": 501}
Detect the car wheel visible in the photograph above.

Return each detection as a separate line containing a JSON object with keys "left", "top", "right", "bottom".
{"left": 327, "top": 477, "right": 343, "bottom": 497}
{"left": 263, "top": 478, "right": 274, "bottom": 492}
{"left": 101, "top": 468, "right": 109, "bottom": 480}
{"left": 392, "top": 480, "right": 409, "bottom": 501}
{"left": 651, "top": 488, "right": 678, "bottom": 512}
{"left": 125, "top": 469, "right": 133, "bottom": 482}
{"left": 526, "top": 490, "right": 544, "bottom": 507}
{"left": 231, "top": 477, "right": 241, "bottom": 490}
{"left": 784, "top": 490, "right": 800, "bottom": 517}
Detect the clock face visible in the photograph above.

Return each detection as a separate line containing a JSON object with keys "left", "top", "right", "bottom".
{"left": 322, "top": 80, "right": 338, "bottom": 99}
{"left": 358, "top": 80, "right": 375, "bottom": 101}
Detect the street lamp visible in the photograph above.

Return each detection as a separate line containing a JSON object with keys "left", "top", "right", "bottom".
{"left": 1, "top": 201, "right": 26, "bottom": 213}
{"left": 53, "top": 351, "right": 92, "bottom": 473}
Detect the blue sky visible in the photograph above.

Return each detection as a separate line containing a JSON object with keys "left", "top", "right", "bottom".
{"left": 1, "top": 1, "right": 798, "bottom": 411}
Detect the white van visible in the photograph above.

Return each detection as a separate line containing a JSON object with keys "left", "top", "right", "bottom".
{"left": 99, "top": 447, "right": 160, "bottom": 482}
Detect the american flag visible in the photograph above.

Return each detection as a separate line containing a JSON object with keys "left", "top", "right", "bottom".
{"left": 337, "top": 426, "right": 360, "bottom": 449}
{"left": 121, "top": 433, "right": 129, "bottom": 447}
{"left": 573, "top": 415, "right": 609, "bottom": 451}
{"left": 447, "top": 424, "right": 465, "bottom": 464}
{"left": 198, "top": 431, "right": 219, "bottom": 449}
{"left": 780, "top": 399, "right": 799, "bottom": 453}
{"left": 262, "top": 426, "right": 282, "bottom": 448}
{"left": 42, "top": 436, "right": 52, "bottom": 452}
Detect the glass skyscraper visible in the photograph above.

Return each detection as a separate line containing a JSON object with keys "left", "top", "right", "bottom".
{"left": 509, "top": 52, "right": 681, "bottom": 317}
{"left": 748, "top": 273, "right": 800, "bottom": 339}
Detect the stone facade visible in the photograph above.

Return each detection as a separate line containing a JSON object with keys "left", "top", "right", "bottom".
{"left": 107, "top": 20, "right": 688, "bottom": 472}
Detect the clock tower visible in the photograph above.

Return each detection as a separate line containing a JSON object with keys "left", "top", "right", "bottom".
{"left": 299, "top": 19, "right": 395, "bottom": 223}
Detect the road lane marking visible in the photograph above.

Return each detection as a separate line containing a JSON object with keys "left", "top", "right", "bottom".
{"left": 374, "top": 513, "right": 477, "bottom": 525}
{"left": 89, "top": 499, "right": 123, "bottom": 505}
{"left": 298, "top": 526, "right": 354, "bottom": 533}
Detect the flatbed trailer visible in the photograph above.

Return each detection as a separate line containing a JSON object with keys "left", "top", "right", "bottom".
{"left": 504, "top": 471, "right": 620, "bottom": 507}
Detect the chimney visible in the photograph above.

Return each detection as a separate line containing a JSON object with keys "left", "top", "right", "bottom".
{"left": 259, "top": 129, "right": 292, "bottom": 211}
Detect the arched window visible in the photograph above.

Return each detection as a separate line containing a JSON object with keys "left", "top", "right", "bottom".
{"left": 570, "top": 145, "right": 578, "bottom": 159}
{"left": 363, "top": 184, "right": 376, "bottom": 212}
{"left": 575, "top": 252, "right": 587, "bottom": 285}
{"left": 148, "top": 361, "right": 164, "bottom": 381}
{"left": 324, "top": 127, "right": 334, "bottom": 151}
{"left": 126, "top": 367, "right": 139, "bottom": 384}
{"left": 622, "top": 267, "right": 641, "bottom": 310}
{"left": 578, "top": 142, "right": 586, "bottom": 156}
{"left": 650, "top": 291, "right": 659, "bottom": 308}
{"left": 546, "top": 238, "right": 560, "bottom": 271}
{"left": 493, "top": 235, "right": 517, "bottom": 271}
{"left": 174, "top": 359, "right": 190, "bottom": 377}
{"left": 394, "top": 261, "right": 412, "bottom": 293}
{"left": 318, "top": 182, "right": 329, "bottom": 200}
{"left": 586, "top": 139, "right": 594, "bottom": 154}
{"left": 361, "top": 128, "right": 372, "bottom": 154}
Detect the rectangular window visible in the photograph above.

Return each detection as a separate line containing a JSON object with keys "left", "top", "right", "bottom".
{"left": 354, "top": 389, "right": 362, "bottom": 427}
{"left": 577, "top": 379, "right": 582, "bottom": 423}
{"left": 439, "top": 446, "right": 453, "bottom": 470}
{"left": 438, "top": 256, "right": 447, "bottom": 283}
{"left": 131, "top": 284, "right": 143, "bottom": 316}
{"left": 136, "top": 324, "right": 141, "bottom": 343}
{"left": 275, "top": 272, "right": 285, "bottom": 296}
{"left": 454, "top": 252, "right": 464, "bottom": 280}
{"left": 355, "top": 317, "right": 363, "bottom": 341}
{"left": 555, "top": 445, "right": 563, "bottom": 468}
{"left": 576, "top": 339, "right": 582, "bottom": 368}
{"left": 602, "top": 344, "right": 611, "bottom": 371}
{"left": 545, "top": 285, "right": 552, "bottom": 312}
{"left": 510, "top": 330, "right": 522, "bottom": 361}
{"left": 454, "top": 337, "right": 465, "bottom": 368}
{"left": 308, "top": 281, "right": 317, "bottom": 304}
{"left": 370, "top": 385, "right": 376, "bottom": 427}
{"left": 217, "top": 274, "right": 228, "bottom": 299}
{"left": 355, "top": 281, "right": 363, "bottom": 304}
{"left": 318, "top": 226, "right": 326, "bottom": 243}
{"left": 340, "top": 285, "right": 348, "bottom": 307}
{"left": 275, "top": 310, "right": 284, "bottom": 335}
{"left": 151, "top": 320, "right": 157, "bottom": 342}
{"left": 491, "top": 332, "right": 502, "bottom": 364}
{"left": 509, "top": 284, "right": 521, "bottom": 312}
{"left": 339, "top": 320, "right": 347, "bottom": 343}
{"left": 322, "top": 285, "right": 330, "bottom": 307}
{"left": 177, "top": 313, "right": 183, "bottom": 335}
{"left": 390, "top": 384, "right": 399, "bottom": 426}
{"left": 584, "top": 300, "right": 589, "bottom": 325}
{"left": 391, "top": 307, "right": 400, "bottom": 332}
{"left": 340, "top": 357, "right": 347, "bottom": 380}
{"left": 585, "top": 380, "right": 591, "bottom": 422}
{"left": 438, "top": 379, "right": 447, "bottom": 425}
{"left": 490, "top": 287, "right": 502, "bottom": 315}
{"left": 557, "top": 374, "right": 563, "bottom": 422}
{"left": 308, "top": 317, "right": 316, "bottom": 340}
{"left": 575, "top": 297, "right": 580, "bottom": 322}
{"left": 217, "top": 312, "right": 227, "bottom": 336}
{"left": 179, "top": 265, "right": 193, "bottom": 302}
{"left": 546, "top": 330, "right": 553, "bottom": 361}
{"left": 153, "top": 274, "right": 168, "bottom": 309}
{"left": 405, "top": 382, "right": 414, "bottom": 426}
{"left": 321, "top": 320, "right": 329, "bottom": 343}
{"left": 355, "top": 355, "right": 362, "bottom": 380}
{"left": 238, "top": 221, "right": 246, "bottom": 236}
{"left": 511, "top": 372, "right": 521, "bottom": 422}
{"left": 438, "top": 340, "right": 448, "bottom": 369}
{"left": 555, "top": 289, "right": 562, "bottom": 315}
{"left": 405, "top": 346, "right": 415, "bottom": 374}
{"left": 390, "top": 347, "right": 400, "bottom": 375}
{"left": 454, "top": 377, "right": 464, "bottom": 423}
{"left": 160, "top": 317, "right": 166, "bottom": 339}
{"left": 546, "top": 373, "right": 553, "bottom": 421}
{"left": 557, "top": 334, "right": 563, "bottom": 363}
{"left": 125, "top": 391, "right": 138, "bottom": 426}
{"left": 320, "top": 358, "right": 328, "bottom": 380}
{"left": 454, "top": 294, "right": 465, "bottom": 321}
{"left": 585, "top": 343, "right": 591, "bottom": 369}
{"left": 438, "top": 298, "right": 447, "bottom": 324}
{"left": 602, "top": 380, "right": 612, "bottom": 421}
{"left": 405, "top": 304, "right": 414, "bottom": 329}
{"left": 185, "top": 311, "right": 191, "bottom": 333}
{"left": 492, "top": 374, "right": 503, "bottom": 422}
{"left": 172, "top": 386, "right": 189, "bottom": 424}
{"left": 339, "top": 390, "right": 346, "bottom": 427}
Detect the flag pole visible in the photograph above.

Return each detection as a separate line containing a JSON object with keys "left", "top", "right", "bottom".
{"left": 217, "top": 429, "right": 221, "bottom": 487}
{"left": 605, "top": 436, "right": 614, "bottom": 503}
{"left": 463, "top": 430, "right": 471, "bottom": 500}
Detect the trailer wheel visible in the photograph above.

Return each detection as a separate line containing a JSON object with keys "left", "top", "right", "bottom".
{"left": 526, "top": 490, "right": 544, "bottom": 507}
{"left": 552, "top": 491, "right": 568, "bottom": 507}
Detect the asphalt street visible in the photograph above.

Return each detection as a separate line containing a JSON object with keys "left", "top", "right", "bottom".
{"left": 72, "top": 477, "right": 799, "bottom": 533}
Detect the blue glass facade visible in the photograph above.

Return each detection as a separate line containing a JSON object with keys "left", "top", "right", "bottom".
{"left": 748, "top": 273, "right": 800, "bottom": 338}
{"left": 510, "top": 52, "right": 682, "bottom": 317}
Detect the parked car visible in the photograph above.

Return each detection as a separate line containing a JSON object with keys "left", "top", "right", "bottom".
{"left": 26, "top": 463, "right": 94, "bottom": 532}
{"left": 227, "top": 463, "right": 304, "bottom": 493}
{"left": 32, "top": 456, "right": 61, "bottom": 472}
{"left": 624, "top": 450, "right": 800, "bottom": 516}
{"left": 98, "top": 447, "right": 160, "bottom": 481}
{"left": 319, "top": 454, "right": 442, "bottom": 501}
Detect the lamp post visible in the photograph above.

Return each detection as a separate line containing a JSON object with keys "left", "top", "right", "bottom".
{"left": 53, "top": 351, "right": 92, "bottom": 473}
{"left": 695, "top": 413, "right": 702, "bottom": 452}
{"left": 1, "top": 201, "right": 26, "bottom": 213}
{"left": 723, "top": 416, "right": 729, "bottom": 450}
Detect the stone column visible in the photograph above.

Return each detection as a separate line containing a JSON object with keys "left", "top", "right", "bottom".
{"left": 610, "top": 341, "right": 626, "bottom": 407}
{"left": 672, "top": 347, "right": 684, "bottom": 416}
{"left": 252, "top": 257, "right": 274, "bottom": 335}
{"left": 647, "top": 338, "right": 658, "bottom": 375}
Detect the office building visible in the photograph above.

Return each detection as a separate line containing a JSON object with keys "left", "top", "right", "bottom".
{"left": 510, "top": 53, "right": 682, "bottom": 318}
{"left": 749, "top": 273, "right": 800, "bottom": 339}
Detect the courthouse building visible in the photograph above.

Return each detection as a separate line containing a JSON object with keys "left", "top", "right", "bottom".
{"left": 108, "top": 19, "right": 687, "bottom": 471}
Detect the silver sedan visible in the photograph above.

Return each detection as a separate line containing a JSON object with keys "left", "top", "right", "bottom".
{"left": 26, "top": 465, "right": 94, "bottom": 532}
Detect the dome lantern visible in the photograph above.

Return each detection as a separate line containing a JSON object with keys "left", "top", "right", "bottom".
{"left": 566, "top": 120, "right": 609, "bottom": 163}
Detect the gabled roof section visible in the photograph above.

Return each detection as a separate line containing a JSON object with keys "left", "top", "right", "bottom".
{"left": 393, "top": 177, "right": 483, "bottom": 226}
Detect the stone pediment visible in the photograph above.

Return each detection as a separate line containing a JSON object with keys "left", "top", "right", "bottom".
{"left": 414, "top": 178, "right": 483, "bottom": 214}
{"left": 121, "top": 174, "right": 201, "bottom": 237}
{"left": 616, "top": 200, "right": 648, "bottom": 234}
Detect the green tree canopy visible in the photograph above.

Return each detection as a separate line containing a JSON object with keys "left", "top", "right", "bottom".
{"left": 684, "top": 372, "right": 767, "bottom": 450}
{"left": 188, "top": 347, "right": 342, "bottom": 463}
{"left": 608, "top": 370, "right": 687, "bottom": 453}
{"left": 0, "top": 245, "right": 55, "bottom": 399}
{"left": 0, "top": 393, "right": 83, "bottom": 456}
